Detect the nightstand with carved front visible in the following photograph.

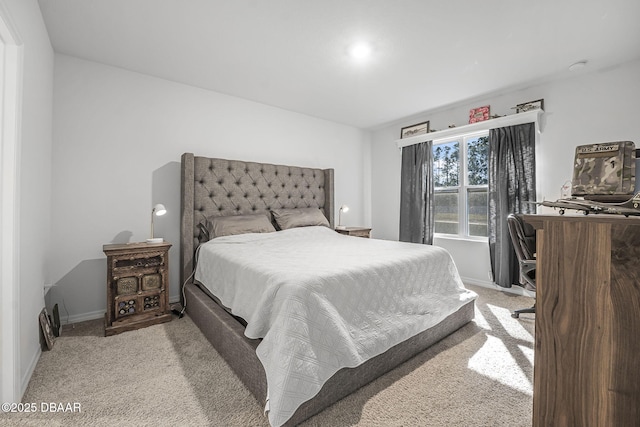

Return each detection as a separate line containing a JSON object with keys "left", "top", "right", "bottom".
{"left": 335, "top": 227, "right": 372, "bottom": 238}
{"left": 103, "top": 242, "right": 172, "bottom": 336}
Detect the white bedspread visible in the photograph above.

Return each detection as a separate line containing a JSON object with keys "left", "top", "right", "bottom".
{"left": 195, "top": 226, "right": 476, "bottom": 426}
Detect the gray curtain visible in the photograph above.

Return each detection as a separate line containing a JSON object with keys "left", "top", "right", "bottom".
{"left": 399, "top": 141, "right": 434, "bottom": 244}
{"left": 488, "top": 123, "right": 536, "bottom": 288}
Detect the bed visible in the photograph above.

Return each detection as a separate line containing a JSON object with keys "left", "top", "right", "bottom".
{"left": 180, "top": 153, "right": 476, "bottom": 426}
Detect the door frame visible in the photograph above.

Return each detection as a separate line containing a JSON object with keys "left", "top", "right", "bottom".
{"left": 0, "top": 2, "right": 23, "bottom": 404}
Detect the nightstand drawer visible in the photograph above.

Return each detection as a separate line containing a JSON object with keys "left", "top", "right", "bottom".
{"left": 114, "top": 254, "right": 164, "bottom": 269}
{"left": 114, "top": 292, "right": 164, "bottom": 320}
{"left": 114, "top": 272, "right": 164, "bottom": 296}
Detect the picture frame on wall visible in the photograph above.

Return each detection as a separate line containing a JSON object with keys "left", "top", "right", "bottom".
{"left": 39, "top": 308, "right": 55, "bottom": 350}
{"left": 469, "top": 105, "right": 490, "bottom": 124}
{"left": 516, "top": 99, "right": 544, "bottom": 113}
{"left": 400, "top": 121, "right": 430, "bottom": 139}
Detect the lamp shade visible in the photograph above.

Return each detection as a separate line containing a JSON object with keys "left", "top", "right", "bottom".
{"left": 153, "top": 203, "right": 167, "bottom": 216}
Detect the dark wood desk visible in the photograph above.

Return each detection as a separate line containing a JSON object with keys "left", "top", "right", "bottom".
{"left": 523, "top": 214, "right": 640, "bottom": 427}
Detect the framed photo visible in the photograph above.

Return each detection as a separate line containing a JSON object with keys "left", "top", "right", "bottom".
{"left": 400, "top": 121, "right": 429, "bottom": 139}
{"left": 39, "top": 308, "right": 55, "bottom": 350}
{"left": 52, "top": 303, "right": 61, "bottom": 337}
{"left": 516, "top": 99, "right": 544, "bottom": 113}
{"left": 469, "top": 105, "right": 490, "bottom": 124}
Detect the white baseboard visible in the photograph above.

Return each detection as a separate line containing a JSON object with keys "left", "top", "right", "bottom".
{"left": 60, "top": 309, "right": 104, "bottom": 325}
{"left": 60, "top": 296, "right": 182, "bottom": 326}
{"left": 21, "top": 347, "right": 41, "bottom": 397}
{"left": 461, "top": 276, "right": 535, "bottom": 297}
{"left": 460, "top": 276, "right": 493, "bottom": 288}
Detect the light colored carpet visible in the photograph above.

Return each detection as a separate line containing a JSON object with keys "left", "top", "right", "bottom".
{"left": 2, "top": 284, "right": 535, "bottom": 426}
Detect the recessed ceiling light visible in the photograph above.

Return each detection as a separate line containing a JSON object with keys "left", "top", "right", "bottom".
{"left": 349, "top": 42, "right": 373, "bottom": 60}
{"left": 568, "top": 60, "right": 588, "bottom": 71}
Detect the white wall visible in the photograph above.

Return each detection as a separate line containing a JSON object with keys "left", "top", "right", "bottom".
{"left": 371, "top": 58, "right": 640, "bottom": 285}
{"left": 49, "top": 54, "right": 369, "bottom": 322}
{"left": 0, "top": 0, "right": 54, "bottom": 396}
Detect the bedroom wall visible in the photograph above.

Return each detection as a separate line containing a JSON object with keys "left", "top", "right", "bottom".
{"left": 370, "top": 58, "right": 640, "bottom": 286}
{"left": 0, "top": 0, "right": 54, "bottom": 397}
{"left": 49, "top": 54, "right": 370, "bottom": 323}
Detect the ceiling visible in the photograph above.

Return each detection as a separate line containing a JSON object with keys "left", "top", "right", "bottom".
{"left": 37, "top": 0, "right": 640, "bottom": 129}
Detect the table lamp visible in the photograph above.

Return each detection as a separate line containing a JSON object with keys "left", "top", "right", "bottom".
{"left": 336, "top": 204, "right": 349, "bottom": 230}
{"left": 147, "top": 203, "right": 166, "bottom": 243}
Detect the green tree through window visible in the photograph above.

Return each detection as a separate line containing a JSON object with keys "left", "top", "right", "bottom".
{"left": 433, "top": 133, "right": 488, "bottom": 238}
{"left": 433, "top": 142, "right": 459, "bottom": 187}
{"left": 467, "top": 136, "right": 488, "bottom": 185}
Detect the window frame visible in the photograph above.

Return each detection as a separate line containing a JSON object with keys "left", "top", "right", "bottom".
{"left": 433, "top": 130, "right": 489, "bottom": 241}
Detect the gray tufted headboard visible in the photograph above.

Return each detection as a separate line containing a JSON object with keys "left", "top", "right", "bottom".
{"left": 180, "top": 153, "right": 335, "bottom": 287}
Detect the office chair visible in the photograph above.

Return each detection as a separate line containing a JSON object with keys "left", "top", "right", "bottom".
{"left": 507, "top": 213, "right": 536, "bottom": 318}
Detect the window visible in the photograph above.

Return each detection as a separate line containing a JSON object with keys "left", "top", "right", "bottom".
{"left": 433, "top": 131, "right": 488, "bottom": 238}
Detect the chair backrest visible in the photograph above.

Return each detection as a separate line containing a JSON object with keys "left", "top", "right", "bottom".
{"left": 507, "top": 213, "right": 536, "bottom": 261}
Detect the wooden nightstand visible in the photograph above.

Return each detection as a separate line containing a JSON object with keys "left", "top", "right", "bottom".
{"left": 103, "top": 242, "right": 172, "bottom": 336}
{"left": 335, "top": 227, "right": 372, "bottom": 238}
